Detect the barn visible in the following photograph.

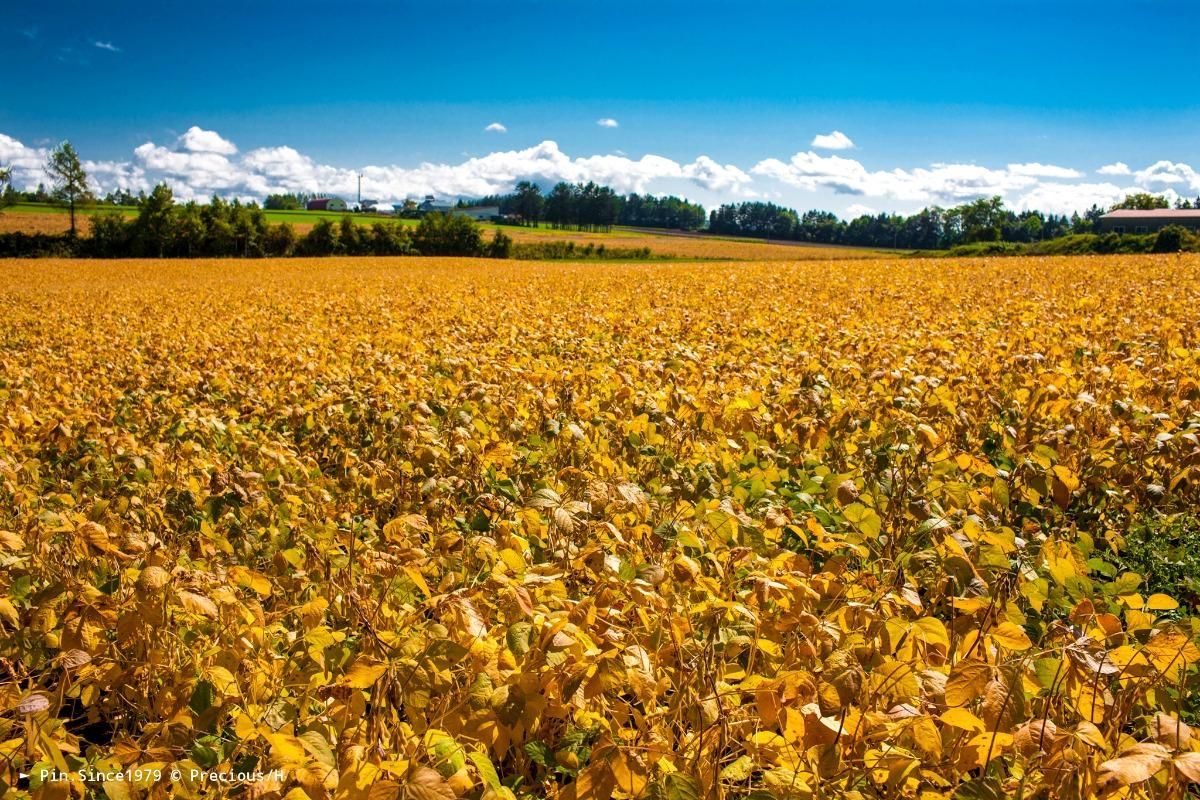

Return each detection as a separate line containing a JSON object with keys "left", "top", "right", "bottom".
{"left": 1097, "top": 209, "right": 1200, "bottom": 234}
{"left": 306, "top": 197, "right": 348, "bottom": 212}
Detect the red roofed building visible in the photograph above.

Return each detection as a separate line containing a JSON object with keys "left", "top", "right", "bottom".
{"left": 306, "top": 197, "right": 347, "bottom": 212}
{"left": 1097, "top": 208, "right": 1200, "bottom": 234}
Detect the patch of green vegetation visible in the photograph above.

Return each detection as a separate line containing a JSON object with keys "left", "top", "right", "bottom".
{"left": 511, "top": 241, "right": 656, "bottom": 260}
{"left": 1109, "top": 513, "right": 1200, "bottom": 609}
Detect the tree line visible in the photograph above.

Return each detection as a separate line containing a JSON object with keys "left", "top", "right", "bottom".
{"left": 708, "top": 192, "right": 1200, "bottom": 250}
{"left": 263, "top": 192, "right": 317, "bottom": 210}
{"left": 462, "top": 181, "right": 707, "bottom": 231}
{"left": 1, "top": 183, "right": 515, "bottom": 259}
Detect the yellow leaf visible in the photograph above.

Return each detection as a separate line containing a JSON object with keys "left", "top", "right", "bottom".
{"left": 1073, "top": 721, "right": 1107, "bottom": 750}
{"left": 913, "top": 617, "right": 950, "bottom": 650}
{"left": 0, "top": 598, "right": 19, "bottom": 628}
{"left": 959, "top": 732, "right": 1012, "bottom": 771}
{"left": 229, "top": 566, "right": 272, "bottom": 597}
{"left": 340, "top": 660, "right": 388, "bottom": 689}
{"left": 178, "top": 591, "right": 219, "bottom": 618}
{"left": 266, "top": 733, "right": 309, "bottom": 769}
{"left": 1144, "top": 631, "right": 1200, "bottom": 678}
{"left": 1145, "top": 593, "right": 1179, "bottom": 611}
{"left": 988, "top": 621, "right": 1032, "bottom": 652}
{"left": 910, "top": 717, "right": 942, "bottom": 759}
{"left": 940, "top": 708, "right": 986, "bottom": 733}
{"left": 405, "top": 766, "right": 456, "bottom": 800}
{"left": 1175, "top": 752, "right": 1200, "bottom": 783}
{"left": 945, "top": 661, "right": 991, "bottom": 707}
{"left": 608, "top": 747, "right": 648, "bottom": 795}
{"left": 1099, "top": 746, "right": 1169, "bottom": 787}
{"left": 403, "top": 566, "right": 433, "bottom": 598}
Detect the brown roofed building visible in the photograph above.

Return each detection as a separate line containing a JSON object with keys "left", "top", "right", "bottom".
{"left": 1097, "top": 209, "right": 1200, "bottom": 234}
{"left": 306, "top": 197, "right": 348, "bottom": 212}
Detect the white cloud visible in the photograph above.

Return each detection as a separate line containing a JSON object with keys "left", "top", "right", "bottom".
{"left": 1134, "top": 160, "right": 1200, "bottom": 193}
{"left": 0, "top": 133, "right": 52, "bottom": 190}
{"left": 811, "top": 131, "right": 855, "bottom": 150}
{"left": 680, "top": 156, "right": 753, "bottom": 193}
{"left": 3, "top": 125, "right": 1193, "bottom": 216}
{"left": 1006, "top": 162, "right": 1084, "bottom": 179}
{"left": 93, "top": 41, "right": 121, "bottom": 52}
{"left": 178, "top": 126, "right": 237, "bottom": 155}
{"left": 0, "top": 132, "right": 152, "bottom": 196}
{"left": 1009, "top": 182, "right": 1131, "bottom": 215}
{"left": 0, "top": 128, "right": 748, "bottom": 206}
{"left": 1097, "top": 161, "right": 1131, "bottom": 176}
{"left": 752, "top": 150, "right": 1105, "bottom": 210}
{"left": 596, "top": 118, "right": 619, "bottom": 128}
{"left": 843, "top": 203, "right": 876, "bottom": 219}
{"left": 484, "top": 122, "right": 507, "bottom": 133}
{"left": 133, "top": 141, "right": 246, "bottom": 199}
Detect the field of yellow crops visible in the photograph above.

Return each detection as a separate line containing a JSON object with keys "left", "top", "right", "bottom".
{"left": 498, "top": 228, "right": 873, "bottom": 261}
{"left": 2, "top": 255, "right": 1200, "bottom": 800}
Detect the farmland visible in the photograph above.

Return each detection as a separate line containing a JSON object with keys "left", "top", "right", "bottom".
{"left": 2, "top": 254, "right": 1200, "bottom": 799}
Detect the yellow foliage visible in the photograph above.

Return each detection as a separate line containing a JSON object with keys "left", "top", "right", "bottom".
{"left": 0, "top": 255, "right": 1199, "bottom": 799}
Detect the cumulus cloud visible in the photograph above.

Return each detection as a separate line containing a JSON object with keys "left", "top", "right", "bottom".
{"left": 1, "top": 132, "right": 150, "bottom": 196}
{"left": 0, "top": 132, "right": 48, "bottom": 175}
{"left": 3, "top": 125, "right": 1194, "bottom": 215}
{"left": 178, "top": 126, "right": 237, "bottom": 155}
{"left": 680, "top": 156, "right": 753, "bottom": 193}
{"left": 843, "top": 203, "right": 876, "bottom": 219}
{"left": 1009, "top": 182, "right": 1132, "bottom": 215}
{"left": 484, "top": 122, "right": 507, "bottom": 133}
{"left": 93, "top": 41, "right": 120, "bottom": 52}
{"left": 1134, "top": 160, "right": 1200, "bottom": 192}
{"left": 811, "top": 131, "right": 855, "bottom": 150}
{"left": 0, "top": 128, "right": 752, "bottom": 205}
{"left": 596, "top": 118, "right": 619, "bottom": 128}
{"left": 753, "top": 151, "right": 1033, "bottom": 202}
{"left": 1097, "top": 162, "right": 1131, "bottom": 176}
{"left": 1006, "top": 162, "right": 1084, "bottom": 179}
{"left": 751, "top": 150, "right": 1115, "bottom": 212}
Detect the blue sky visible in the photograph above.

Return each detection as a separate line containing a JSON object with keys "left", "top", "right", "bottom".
{"left": 3, "top": 0, "right": 1199, "bottom": 216}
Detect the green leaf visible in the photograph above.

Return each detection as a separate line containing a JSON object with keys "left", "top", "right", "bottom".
{"left": 525, "top": 740, "right": 554, "bottom": 768}
{"left": 664, "top": 772, "right": 701, "bottom": 800}
{"left": 188, "top": 680, "right": 216, "bottom": 714}
{"left": 468, "top": 751, "right": 502, "bottom": 790}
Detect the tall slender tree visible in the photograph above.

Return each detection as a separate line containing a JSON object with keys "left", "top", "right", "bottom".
{"left": 0, "top": 164, "right": 12, "bottom": 212}
{"left": 513, "top": 181, "right": 543, "bottom": 226}
{"left": 46, "top": 141, "right": 91, "bottom": 237}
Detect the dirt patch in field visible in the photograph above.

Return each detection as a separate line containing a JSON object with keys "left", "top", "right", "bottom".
{"left": 0, "top": 213, "right": 74, "bottom": 235}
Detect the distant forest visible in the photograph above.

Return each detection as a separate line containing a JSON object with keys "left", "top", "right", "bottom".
{"left": 460, "top": 181, "right": 708, "bottom": 232}
{"left": 455, "top": 184, "right": 1200, "bottom": 250}
{"left": 708, "top": 192, "right": 1200, "bottom": 250}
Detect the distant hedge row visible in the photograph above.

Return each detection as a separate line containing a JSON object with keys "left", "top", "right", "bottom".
{"left": 943, "top": 226, "right": 1200, "bottom": 257}
{"left": 0, "top": 186, "right": 668, "bottom": 261}
{"left": 0, "top": 184, "right": 513, "bottom": 259}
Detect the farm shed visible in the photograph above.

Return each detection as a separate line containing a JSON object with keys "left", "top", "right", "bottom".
{"left": 454, "top": 205, "right": 501, "bottom": 221}
{"left": 417, "top": 195, "right": 454, "bottom": 215}
{"left": 1097, "top": 209, "right": 1200, "bottom": 234}
{"left": 306, "top": 197, "right": 348, "bottom": 212}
